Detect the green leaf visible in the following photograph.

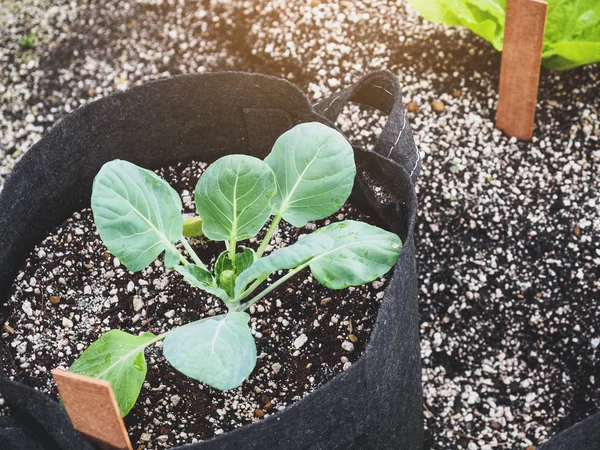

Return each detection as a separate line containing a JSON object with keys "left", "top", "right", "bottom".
{"left": 164, "top": 247, "right": 181, "bottom": 269}
{"left": 19, "top": 32, "right": 36, "bottom": 50}
{"left": 215, "top": 248, "right": 255, "bottom": 296}
{"left": 91, "top": 160, "right": 183, "bottom": 272}
{"left": 182, "top": 216, "right": 204, "bottom": 237}
{"left": 68, "top": 330, "right": 157, "bottom": 417}
{"left": 215, "top": 248, "right": 255, "bottom": 277}
{"left": 264, "top": 122, "right": 356, "bottom": 227}
{"left": 405, "top": 0, "right": 600, "bottom": 70}
{"left": 163, "top": 313, "right": 256, "bottom": 390}
{"left": 309, "top": 220, "right": 402, "bottom": 289}
{"left": 542, "top": 0, "right": 600, "bottom": 70}
{"left": 194, "top": 155, "right": 276, "bottom": 242}
{"left": 234, "top": 233, "right": 334, "bottom": 298}
{"left": 174, "top": 264, "right": 229, "bottom": 302}
{"left": 236, "top": 221, "right": 400, "bottom": 296}
{"left": 404, "top": 0, "right": 505, "bottom": 51}
{"left": 218, "top": 269, "right": 237, "bottom": 297}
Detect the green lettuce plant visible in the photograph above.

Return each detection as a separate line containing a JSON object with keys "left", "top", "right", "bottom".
{"left": 67, "top": 122, "right": 403, "bottom": 416}
{"left": 405, "top": 0, "right": 600, "bottom": 70}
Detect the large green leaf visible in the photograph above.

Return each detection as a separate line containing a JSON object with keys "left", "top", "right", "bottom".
{"left": 175, "top": 264, "right": 229, "bottom": 302}
{"left": 405, "top": 0, "right": 600, "bottom": 70}
{"left": 194, "top": 155, "right": 276, "bottom": 242}
{"left": 163, "top": 313, "right": 256, "bottom": 390}
{"left": 236, "top": 220, "right": 401, "bottom": 297}
{"left": 91, "top": 160, "right": 183, "bottom": 272}
{"left": 309, "top": 220, "right": 402, "bottom": 289}
{"left": 68, "top": 330, "right": 157, "bottom": 417}
{"left": 264, "top": 122, "right": 356, "bottom": 227}
{"left": 234, "top": 233, "right": 334, "bottom": 298}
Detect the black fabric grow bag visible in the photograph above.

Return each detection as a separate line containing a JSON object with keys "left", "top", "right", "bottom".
{"left": 2, "top": 71, "right": 597, "bottom": 450}
{"left": 0, "top": 71, "right": 423, "bottom": 450}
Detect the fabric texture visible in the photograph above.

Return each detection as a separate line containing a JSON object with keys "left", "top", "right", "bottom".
{"left": 537, "top": 412, "right": 600, "bottom": 450}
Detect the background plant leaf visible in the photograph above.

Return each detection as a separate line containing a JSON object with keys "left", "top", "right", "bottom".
{"left": 543, "top": 1, "right": 600, "bottom": 70}
{"left": 405, "top": 0, "right": 600, "bottom": 70}
{"left": 91, "top": 160, "right": 183, "bottom": 272}
{"left": 194, "top": 155, "right": 276, "bottom": 242}
{"left": 264, "top": 122, "right": 355, "bottom": 227}
{"left": 163, "top": 312, "right": 256, "bottom": 390}
{"left": 68, "top": 330, "right": 156, "bottom": 417}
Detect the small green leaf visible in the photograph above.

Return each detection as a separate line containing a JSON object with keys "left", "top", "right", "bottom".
{"left": 194, "top": 155, "right": 276, "bottom": 242}
{"left": 219, "top": 269, "right": 237, "bottom": 297}
{"left": 68, "top": 330, "right": 157, "bottom": 417}
{"left": 183, "top": 216, "right": 204, "bottom": 237}
{"left": 310, "top": 220, "right": 402, "bottom": 289}
{"left": 91, "top": 160, "right": 183, "bottom": 272}
{"left": 234, "top": 247, "right": 255, "bottom": 273}
{"left": 163, "top": 313, "right": 256, "bottom": 390}
{"left": 175, "top": 264, "right": 229, "bottom": 302}
{"left": 264, "top": 122, "right": 356, "bottom": 227}
{"left": 215, "top": 248, "right": 255, "bottom": 296}
{"left": 215, "top": 248, "right": 255, "bottom": 277}
{"left": 19, "top": 32, "right": 36, "bottom": 50}
{"left": 234, "top": 233, "right": 334, "bottom": 298}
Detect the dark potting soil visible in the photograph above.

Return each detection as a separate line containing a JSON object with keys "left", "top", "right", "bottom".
{"left": 0, "top": 160, "right": 390, "bottom": 449}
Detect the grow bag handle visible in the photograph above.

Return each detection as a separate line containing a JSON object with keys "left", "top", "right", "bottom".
{"left": 314, "top": 70, "right": 421, "bottom": 183}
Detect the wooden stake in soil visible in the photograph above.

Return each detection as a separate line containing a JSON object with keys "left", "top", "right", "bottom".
{"left": 496, "top": 0, "right": 547, "bottom": 141}
{"left": 52, "top": 369, "right": 133, "bottom": 450}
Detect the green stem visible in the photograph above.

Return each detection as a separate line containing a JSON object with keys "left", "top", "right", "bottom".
{"left": 147, "top": 332, "right": 168, "bottom": 345}
{"left": 180, "top": 238, "right": 206, "bottom": 269}
{"left": 229, "top": 236, "right": 237, "bottom": 271}
{"left": 147, "top": 315, "right": 214, "bottom": 345}
{"left": 236, "top": 275, "right": 268, "bottom": 302}
{"left": 175, "top": 247, "right": 190, "bottom": 267}
{"left": 242, "top": 263, "right": 308, "bottom": 311}
{"left": 255, "top": 213, "right": 282, "bottom": 259}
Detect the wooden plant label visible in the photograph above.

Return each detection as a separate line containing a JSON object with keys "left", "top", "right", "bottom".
{"left": 52, "top": 369, "right": 133, "bottom": 450}
{"left": 496, "top": 0, "right": 548, "bottom": 141}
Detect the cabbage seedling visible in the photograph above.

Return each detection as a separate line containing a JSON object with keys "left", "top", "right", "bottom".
{"left": 68, "top": 122, "right": 402, "bottom": 416}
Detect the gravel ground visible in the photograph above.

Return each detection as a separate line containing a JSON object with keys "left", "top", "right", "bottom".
{"left": 1, "top": 1, "right": 598, "bottom": 448}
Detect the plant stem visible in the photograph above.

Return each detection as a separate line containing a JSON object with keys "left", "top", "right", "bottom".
{"left": 180, "top": 238, "right": 206, "bottom": 269}
{"left": 147, "top": 332, "right": 168, "bottom": 346}
{"left": 242, "top": 263, "right": 308, "bottom": 311}
{"left": 235, "top": 275, "right": 267, "bottom": 302}
{"left": 147, "top": 315, "right": 214, "bottom": 346}
{"left": 255, "top": 213, "right": 282, "bottom": 259}
{"left": 229, "top": 236, "right": 237, "bottom": 271}
{"left": 176, "top": 249, "right": 190, "bottom": 266}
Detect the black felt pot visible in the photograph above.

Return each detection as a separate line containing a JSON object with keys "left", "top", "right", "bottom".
{"left": 1, "top": 72, "right": 599, "bottom": 450}
{"left": 0, "top": 71, "right": 424, "bottom": 450}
